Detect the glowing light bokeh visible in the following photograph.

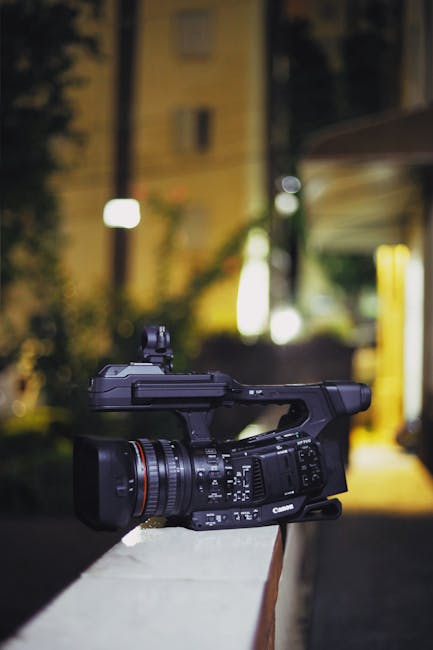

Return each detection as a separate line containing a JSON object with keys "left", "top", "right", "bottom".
{"left": 274, "top": 192, "right": 299, "bottom": 216}
{"left": 270, "top": 306, "right": 302, "bottom": 345}
{"left": 404, "top": 252, "right": 424, "bottom": 420}
{"left": 281, "top": 175, "right": 301, "bottom": 193}
{"left": 244, "top": 228, "right": 270, "bottom": 258}
{"left": 237, "top": 229, "right": 270, "bottom": 337}
{"left": 103, "top": 199, "right": 141, "bottom": 229}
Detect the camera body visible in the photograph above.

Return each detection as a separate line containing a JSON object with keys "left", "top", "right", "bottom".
{"left": 74, "top": 326, "right": 371, "bottom": 531}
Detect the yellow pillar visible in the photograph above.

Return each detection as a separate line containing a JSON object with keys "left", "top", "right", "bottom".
{"left": 374, "top": 244, "right": 409, "bottom": 438}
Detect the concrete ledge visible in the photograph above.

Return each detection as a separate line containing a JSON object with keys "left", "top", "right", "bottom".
{"left": 4, "top": 525, "right": 283, "bottom": 650}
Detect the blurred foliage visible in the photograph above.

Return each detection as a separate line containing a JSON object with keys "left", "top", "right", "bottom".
{"left": 319, "top": 252, "right": 376, "bottom": 295}
{"left": 0, "top": 432, "right": 73, "bottom": 514}
{"left": 0, "top": 194, "right": 266, "bottom": 513}
{"left": 0, "top": 0, "right": 105, "bottom": 514}
{"left": 0, "top": 0, "right": 266, "bottom": 511}
{"left": 140, "top": 193, "right": 267, "bottom": 367}
{"left": 1, "top": 0, "right": 103, "bottom": 291}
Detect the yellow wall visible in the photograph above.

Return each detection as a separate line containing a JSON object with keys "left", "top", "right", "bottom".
{"left": 130, "top": 0, "right": 266, "bottom": 330}
{"left": 374, "top": 244, "right": 410, "bottom": 436}
{"left": 55, "top": 0, "right": 266, "bottom": 333}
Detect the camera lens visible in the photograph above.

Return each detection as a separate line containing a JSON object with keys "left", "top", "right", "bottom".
{"left": 130, "top": 439, "right": 192, "bottom": 519}
{"left": 74, "top": 436, "right": 192, "bottom": 530}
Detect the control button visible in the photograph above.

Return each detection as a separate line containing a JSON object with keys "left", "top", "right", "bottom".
{"left": 302, "top": 475, "right": 310, "bottom": 487}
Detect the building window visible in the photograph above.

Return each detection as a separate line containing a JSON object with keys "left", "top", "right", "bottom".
{"left": 174, "top": 9, "right": 213, "bottom": 58}
{"left": 173, "top": 108, "right": 213, "bottom": 153}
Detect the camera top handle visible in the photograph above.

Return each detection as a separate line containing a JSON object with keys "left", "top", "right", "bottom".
{"left": 89, "top": 324, "right": 371, "bottom": 444}
{"left": 90, "top": 367, "right": 371, "bottom": 445}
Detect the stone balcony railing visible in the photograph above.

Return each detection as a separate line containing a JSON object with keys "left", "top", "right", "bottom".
{"left": 3, "top": 519, "right": 314, "bottom": 650}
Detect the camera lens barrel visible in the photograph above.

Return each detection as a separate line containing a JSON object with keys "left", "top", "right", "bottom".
{"left": 132, "top": 439, "right": 192, "bottom": 519}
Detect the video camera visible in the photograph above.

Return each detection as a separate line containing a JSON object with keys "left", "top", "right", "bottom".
{"left": 74, "top": 325, "right": 371, "bottom": 531}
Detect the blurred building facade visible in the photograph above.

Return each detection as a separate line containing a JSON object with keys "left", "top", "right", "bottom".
{"left": 299, "top": 0, "right": 433, "bottom": 468}
{"left": 54, "top": 0, "right": 433, "bottom": 467}
{"left": 56, "top": 0, "right": 267, "bottom": 333}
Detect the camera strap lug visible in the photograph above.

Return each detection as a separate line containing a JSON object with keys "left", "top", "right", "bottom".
{"left": 294, "top": 497, "right": 342, "bottom": 522}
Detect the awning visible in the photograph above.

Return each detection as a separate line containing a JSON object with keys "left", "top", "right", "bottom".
{"left": 300, "top": 105, "right": 433, "bottom": 252}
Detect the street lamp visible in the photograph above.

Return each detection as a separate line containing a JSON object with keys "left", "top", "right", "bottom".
{"left": 103, "top": 199, "right": 141, "bottom": 229}
{"left": 103, "top": 199, "right": 141, "bottom": 289}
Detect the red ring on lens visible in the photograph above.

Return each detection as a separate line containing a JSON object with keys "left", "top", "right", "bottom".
{"left": 136, "top": 441, "right": 147, "bottom": 515}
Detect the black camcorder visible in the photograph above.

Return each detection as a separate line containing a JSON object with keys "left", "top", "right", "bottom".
{"left": 74, "top": 325, "right": 371, "bottom": 532}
